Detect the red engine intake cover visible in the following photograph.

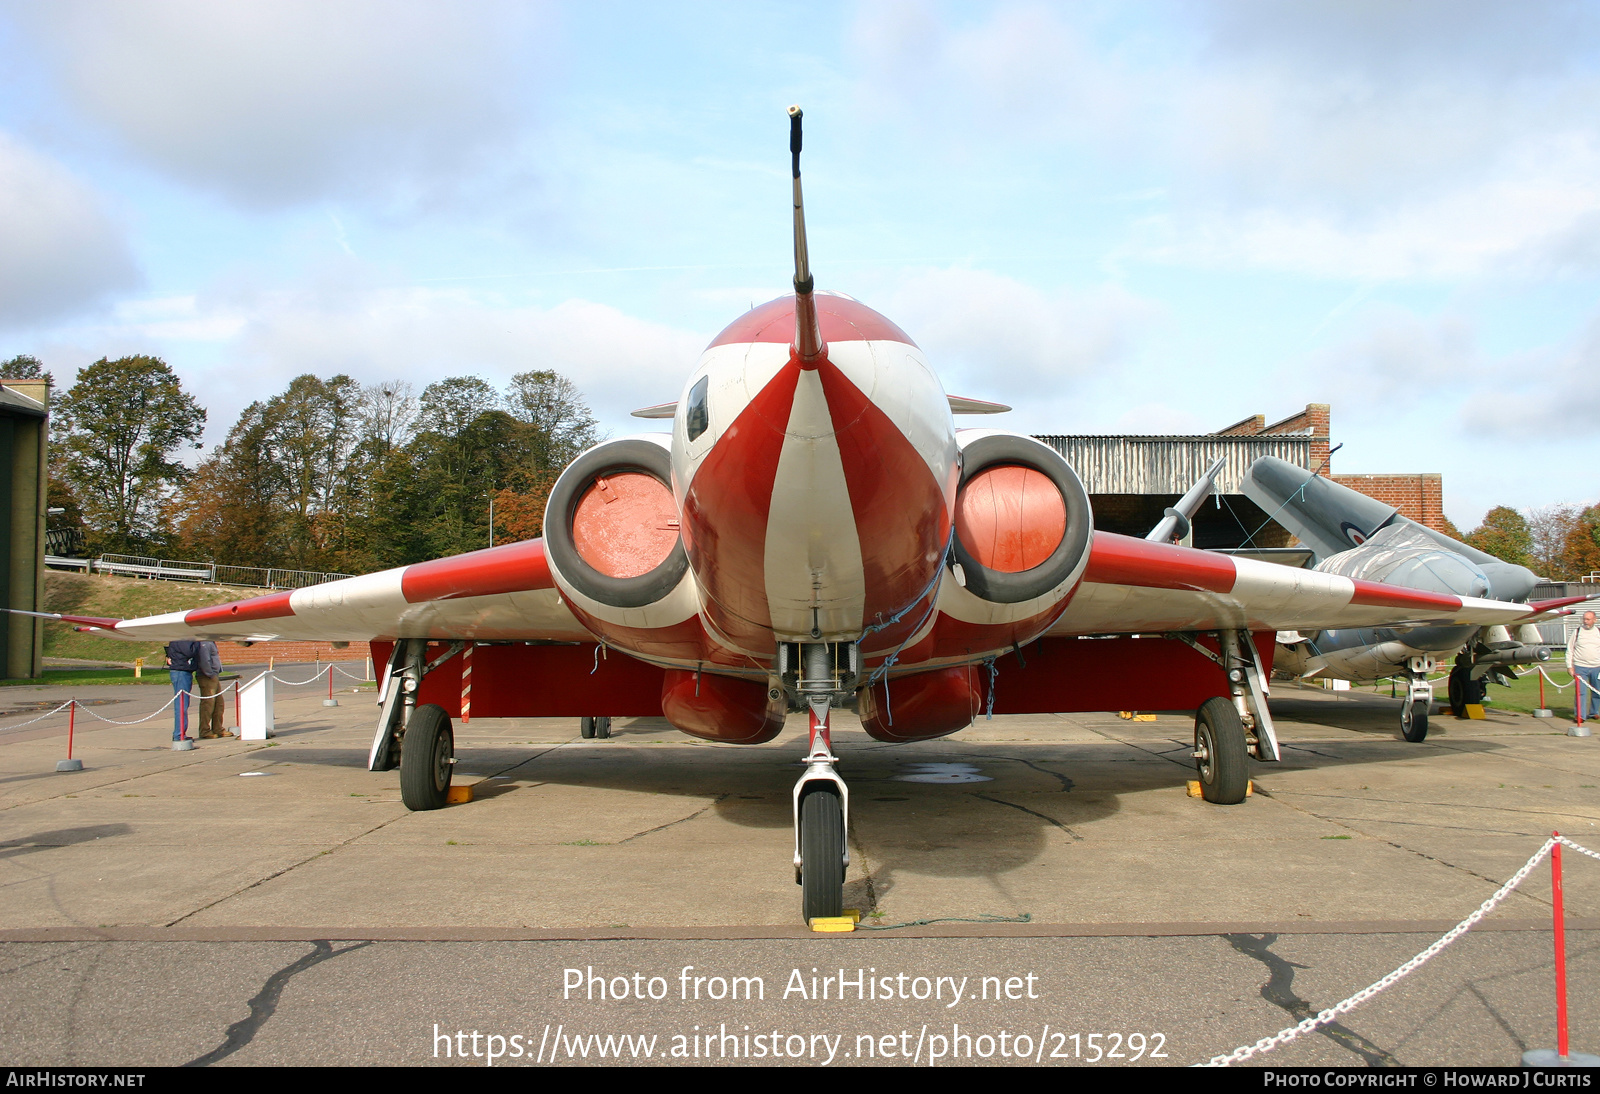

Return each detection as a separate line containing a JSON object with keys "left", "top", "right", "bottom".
{"left": 660, "top": 669, "right": 786, "bottom": 744}
{"left": 858, "top": 665, "right": 984, "bottom": 743}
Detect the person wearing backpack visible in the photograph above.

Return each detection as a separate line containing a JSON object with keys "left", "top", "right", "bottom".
{"left": 1570, "top": 611, "right": 1600, "bottom": 722}
{"left": 165, "top": 639, "right": 201, "bottom": 742}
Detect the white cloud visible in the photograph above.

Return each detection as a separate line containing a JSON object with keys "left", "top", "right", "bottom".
{"left": 1461, "top": 318, "right": 1600, "bottom": 436}
{"left": 879, "top": 266, "right": 1161, "bottom": 408}
{"left": 0, "top": 133, "right": 138, "bottom": 328}
{"left": 41, "top": 283, "right": 709, "bottom": 449}
{"left": 13, "top": 0, "right": 547, "bottom": 209}
{"left": 849, "top": 2, "right": 1600, "bottom": 281}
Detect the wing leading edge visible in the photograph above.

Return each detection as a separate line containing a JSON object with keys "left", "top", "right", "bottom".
{"left": 99, "top": 538, "right": 588, "bottom": 645}
{"left": 1050, "top": 532, "right": 1581, "bottom": 636}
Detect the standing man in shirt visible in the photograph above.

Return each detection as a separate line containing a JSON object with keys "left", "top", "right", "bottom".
{"left": 165, "top": 639, "right": 201, "bottom": 743}
{"left": 196, "top": 639, "right": 226, "bottom": 738}
{"left": 1569, "top": 611, "right": 1600, "bottom": 722}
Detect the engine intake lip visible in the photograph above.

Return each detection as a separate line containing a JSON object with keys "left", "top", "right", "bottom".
{"left": 950, "top": 434, "right": 1091, "bottom": 605}
{"left": 545, "top": 438, "right": 690, "bottom": 609}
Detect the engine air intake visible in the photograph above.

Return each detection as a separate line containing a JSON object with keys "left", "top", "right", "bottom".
{"left": 950, "top": 434, "right": 1091, "bottom": 605}
{"left": 544, "top": 438, "right": 690, "bottom": 609}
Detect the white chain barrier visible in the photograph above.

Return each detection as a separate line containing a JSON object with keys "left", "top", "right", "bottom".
{"left": 0, "top": 699, "right": 77, "bottom": 732}
{"left": 1538, "top": 667, "right": 1575, "bottom": 692}
{"left": 1, "top": 661, "right": 375, "bottom": 732}
{"left": 1201, "top": 834, "right": 1596, "bottom": 1066}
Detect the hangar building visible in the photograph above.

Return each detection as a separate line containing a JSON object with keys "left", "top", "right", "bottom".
{"left": 1036, "top": 404, "right": 1449, "bottom": 550}
{"left": 0, "top": 378, "right": 48, "bottom": 680}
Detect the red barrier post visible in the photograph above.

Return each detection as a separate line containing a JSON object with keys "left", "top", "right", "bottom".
{"left": 66, "top": 699, "right": 75, "bottom": 760}
{"left": 233, "top": 680, "right": 241, "bottom": 729}
{"left": 1554, "top": 832, "right": 1570, "bottom": 1059}
{"left": 328, "top": 664, "right": 334, "bottom": 703}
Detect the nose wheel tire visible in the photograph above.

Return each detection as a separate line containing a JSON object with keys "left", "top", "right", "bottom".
{"left": 1194, "top": 696, "right": 1249, "bottom": 805}
{"left": 400, "top": 704, "right": 453, "bottom": 811}
{"left": 799, "top": 786, "right": 845, "bottom": 922}
{"left": 1401, "top": 697, "right": 1429, "bottom": 742}
{"left": 579, "top": 716, "right": 612, "bottom": 739}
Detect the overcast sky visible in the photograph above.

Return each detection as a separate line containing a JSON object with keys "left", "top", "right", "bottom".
{"left": 2, "top": 0, "right": 1597, "bottom": 527}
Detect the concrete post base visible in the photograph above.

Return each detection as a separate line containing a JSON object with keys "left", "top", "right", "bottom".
{"left": 1522, "top": 1049, "right": 1600, "bottom": 1066}
{"left": 55, "top": 758, "right": 82, "bottom": 772}
{"left": 1533, "top": 708, "right": 1554, "bottom": 718}
{"left": 1569, "top": 724, "right": 1592, "bottom": 738}
{"left": 172, "top": 739, "right": 195, "bottom": 751}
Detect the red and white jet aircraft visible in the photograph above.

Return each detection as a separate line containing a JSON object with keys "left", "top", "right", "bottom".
{"left": 47, "top": 109, "right": 1582, "bottom": 921}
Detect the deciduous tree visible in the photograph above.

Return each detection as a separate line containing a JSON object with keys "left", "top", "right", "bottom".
{"left": 53, "top": 355, "right": 205, "bottom": 552}
{"left": 1464, "top": 506, "right": 1535, "bottom": 569}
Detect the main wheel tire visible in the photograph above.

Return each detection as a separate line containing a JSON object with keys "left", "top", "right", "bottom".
{"left": 1401, "top": 697, "right": 1429, "bottom": 742}
{"left": 799, "top": 786, "right": 845, "bottom": 922}
{"left": 593, "top": 716, "right": 612, "bottom": 739}
{"left": 400, "top": 704, "right": 453, "bottom": 811}
{"left": 580, "top": 716, "right": 595, "bottom": 739}
{"left": 1448, "top": 665, "right": 1467, "bottom": 717}
{"left": 1194, "top": 696, "right": 1250, "bottom": 805}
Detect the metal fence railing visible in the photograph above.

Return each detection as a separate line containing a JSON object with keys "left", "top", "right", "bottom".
{"left": 48, "top": 553, "right": 355, "bottom": 591}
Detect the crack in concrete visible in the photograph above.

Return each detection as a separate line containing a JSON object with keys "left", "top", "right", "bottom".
{"left": 1253, "top": 792, "right": 1551, "bottom": 908}
{"left": 974, "top": 794, "right": 1083, "bottom": 841}
{"left": 162, "top": 812, "right": 408, "bottom": 927}
{"left": 1224, "top": 933, "right": 1400, "bottom": 1066}
{"left": 991, "top": 755, "right": 1075, "bottom": 791}
{"left": 184, "top": 940, "right": 372, "bottom": 1066}
{"left": 616, "top": 795, "right": 729, "bottom": 844}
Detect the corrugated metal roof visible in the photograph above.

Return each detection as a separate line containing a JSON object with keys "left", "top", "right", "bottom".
{"left": 1033, "top": 434, "right": 1312, "bottom": 494}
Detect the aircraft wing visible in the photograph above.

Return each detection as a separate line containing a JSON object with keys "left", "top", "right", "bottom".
{"left": 41, "top": 530, "right": 1581, "bottom": 653}
{"left": 1049, "top": 533, "right": 1585, "bottom": 636}
{"left": 64, "top": 539, "right": 589, "bottom": 646}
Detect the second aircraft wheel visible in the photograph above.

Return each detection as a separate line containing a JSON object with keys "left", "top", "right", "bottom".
{"left": 799, "top": 786, "right": 845, "bottom": 922}
{"left": 1401, "top": 697, "right": 1429, "bottom": 742}
{"left": 1194, "top": 696, "right": 1250, "bottom": 805}
{"left": 579, "top": 716, "right": 612, "bottom": 740}
{"left": 400, "top": 704, "right": 453, "bottom": 811}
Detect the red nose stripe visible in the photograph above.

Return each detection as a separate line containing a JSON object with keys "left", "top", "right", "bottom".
{"left": 681, "top": 360, "right": 801, "bottom": 646}
{"left": 709, "top": 295, "right": 917, "bottom": 350}
{"left": 185, "top": 591, "right": 295, "bottom": 627}
{"left": 1084, "top": 533, "right": 1237, "bottom": 593}
{"left": 816, "top": 357, "right": 949, "bottom": 633}
{"left": 401, "top": 539, "right": 555, "bottom": 603}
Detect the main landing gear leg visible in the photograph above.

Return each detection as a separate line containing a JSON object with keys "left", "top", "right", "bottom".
{"left": 368, "top": 639, "right": 465, "bottom": 780}
{"left": 794, "top": 699, "right": 848, "bottom": 922}
{"left": 1169, "top": 630, "right": 1279, "bottom": 805}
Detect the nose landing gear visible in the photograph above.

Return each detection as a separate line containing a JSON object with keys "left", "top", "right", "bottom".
{"left": 796, "top": 704, "right": 847, "bottom": 921}
{"left": 787, "top": 642, "right": 854, "bottom": 923}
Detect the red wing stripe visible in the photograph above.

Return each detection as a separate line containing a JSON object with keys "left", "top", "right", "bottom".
{"left": 1083, "top": 533, "right": 1237, "bottom": 594}
{"left": 1529, "top": 596, "right": 1593, "bottom": 614}
{"left": 185, "top": 591, "right": 295, "bottom": 627}
{"left": 1348, "top": 580, "right": 1463, "bottom": 612}
{"left": 401, "top": 539, "right": 554, "bottom": 603}
{"left": 56, "top": 613, "right": 121, "bottom": 628}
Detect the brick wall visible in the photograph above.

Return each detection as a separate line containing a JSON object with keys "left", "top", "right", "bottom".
{"left": 1331, "top": 473, "right": 1447, "bottom": 532}
{"left": 1216, "top": 403, "right": 1332, "bottom": 475}
{"left": 215, "top": 640, "right": 372, "bottom": 665}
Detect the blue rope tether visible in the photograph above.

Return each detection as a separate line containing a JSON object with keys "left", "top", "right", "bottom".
{"left": 857, "top": 912, "right": 1032, "bottom": 931}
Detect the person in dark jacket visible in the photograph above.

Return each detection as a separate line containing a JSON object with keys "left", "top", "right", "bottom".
{"left": 166, "top": 639, "right": 200, "bottom": 742}
{"left": 195, "top": 640, "right": 227, "bottom": 738}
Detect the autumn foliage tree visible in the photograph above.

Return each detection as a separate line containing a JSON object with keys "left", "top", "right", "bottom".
{"left": 1463, "top": 506, "right": 1535, "bottom": 569}
{"left": 52, "top": 355, "right": 205, "bottom": 553}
